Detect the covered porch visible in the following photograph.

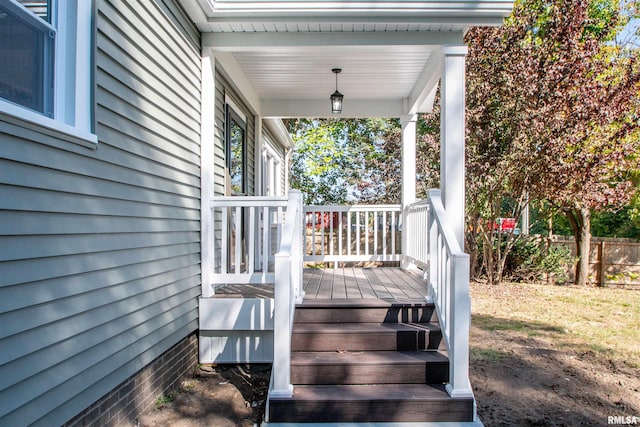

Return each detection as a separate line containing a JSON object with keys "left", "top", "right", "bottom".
{"left": 184, "top": 1, "right": 514, "bottom": 424}
{"left": 199, "top": 191, "right": 474, "bottom": 424}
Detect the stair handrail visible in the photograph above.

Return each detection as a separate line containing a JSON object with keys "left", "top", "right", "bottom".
{"left": 271, "top": 190, "right": 304, "bottom": 398}
{"left": 427, "top": 189, "right": 473, "bottom": 398}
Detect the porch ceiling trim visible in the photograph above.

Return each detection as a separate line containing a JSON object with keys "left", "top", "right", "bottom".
{"left": 189, "top": 0, "right": 513, "bottom": 26}
{"left": 261, "top": 98, "right": 406, "bottom": 118}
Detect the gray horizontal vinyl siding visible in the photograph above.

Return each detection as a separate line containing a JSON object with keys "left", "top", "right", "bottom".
{"left": 0, "top": 0, "right": 202, "bottom": 425}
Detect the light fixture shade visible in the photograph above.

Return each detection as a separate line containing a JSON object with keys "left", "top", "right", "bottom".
{"left": 330, "top": 68, "right": 343, "bottom": 114}
{"left": 330, "top": 90, "right": 343, "bottom": 114}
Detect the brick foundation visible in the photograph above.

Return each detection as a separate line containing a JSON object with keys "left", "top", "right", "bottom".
{"left": 64, "top": 333, "right": 198, "bottom": 427}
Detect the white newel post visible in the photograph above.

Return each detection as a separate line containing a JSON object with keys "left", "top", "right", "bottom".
{"left": 401, "top": 114, "right": 417, "bottom": 269}
{"left": 448, "top": 252, "right": 473, "bottom": 398}
{"left": 440, "top": 46, "right": 468, "bottom": 251}
{"left": 272, "top": 190, "right": 302, "bottom": 399}
{"left": 272, "top": 251, "right": 293, "bottom": 397}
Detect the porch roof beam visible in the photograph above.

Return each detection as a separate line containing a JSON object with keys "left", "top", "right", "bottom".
{"left": 261, "top": 98, "right": 405, "bottom": 119}
{"left": 203, "top": 30, "right": 464, "bottom": 50}
{"left": 405, "top": 52, "right": 442, "bottom": 114}
{"left": 213, "top": 51, "right": 263, "bottom": 116}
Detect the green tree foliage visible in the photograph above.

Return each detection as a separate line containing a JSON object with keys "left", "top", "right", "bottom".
{"left": 288, "top": 118, "right": 402, "bottom": 205}
{"left": 289, "top": 121, "right": 349, "bottom": 205}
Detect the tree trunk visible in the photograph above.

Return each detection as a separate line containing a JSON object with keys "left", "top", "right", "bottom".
{"left": 480, "top": 228, "right": 495, "bottom": 285}
{"left": 546, "top": 215, "right": 553, "bottom": 284}
{"left": 565, "top": 207, "right": 591, "bottom": 286}
{"left": 576, "top": 208, "right": 591, "bottom": 286}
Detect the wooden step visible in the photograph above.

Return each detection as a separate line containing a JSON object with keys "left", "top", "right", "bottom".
{"left": 291, "top": 322, "right": 444, "bottom": 352}
{"left": 291, "top": 350, "right": 449, "bottom": 385}
{"left": 295, "top": 298, "right": 437, "bottom": 324}
{"left": 268, "top": 384, "right": 474, "bottom": 423}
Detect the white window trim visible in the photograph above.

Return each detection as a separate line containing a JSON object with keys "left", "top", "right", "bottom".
{"left": 262, "top": 140, "right": 282, "bottom": 197}
{"left": 224, "top": 94, "right": 247, "bottom": 123}
{"left": 0, "top": 0, "right": 97, "bottom": 148}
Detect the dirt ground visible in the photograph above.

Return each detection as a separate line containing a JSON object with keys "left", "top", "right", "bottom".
{"left": 136, "top": 364, "right": 271, "bottom": 427}
{"left": 138, "top": 283, "right": 639, "bottom": 427}
{"left": 470, "top": 282, "right": 640, "bottom": 427}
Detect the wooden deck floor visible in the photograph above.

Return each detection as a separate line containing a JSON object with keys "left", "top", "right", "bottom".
{"left": 303, "top": 267, "right": 427, "bottom": 300}
{"left": 214, "top": 267, "right": 428, "bottom": 300}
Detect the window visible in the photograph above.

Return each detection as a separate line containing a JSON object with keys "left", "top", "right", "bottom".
{"left": 225, "top": 103, "right": 248, "bottom": 272}
{"left": 262, "top": 146, "right": 282, "bottom": 197}
{"left": 0, "top": 1, "right": 54, "bottom": 116}
{"left": 0, "top": 0, "right": 96, "bottom": 146}
{"left": 226, "top": 104, "right": 246, "bottom": 195}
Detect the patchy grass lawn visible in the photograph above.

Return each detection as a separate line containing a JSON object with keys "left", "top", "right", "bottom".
{"left": 471, "top": 281, "right": 640, "bottom": 426}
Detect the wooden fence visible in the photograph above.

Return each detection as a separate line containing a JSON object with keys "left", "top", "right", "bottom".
{"left": 551, "top": 236, "right": 640, "bottom": 289}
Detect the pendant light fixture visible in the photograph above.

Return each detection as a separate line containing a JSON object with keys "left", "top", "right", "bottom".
{"left": 330, "top": 68, "right": 343, "bottom": 114}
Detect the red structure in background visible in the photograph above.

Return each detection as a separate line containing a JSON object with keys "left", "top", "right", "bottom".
{"left": 306, "top": 212, "right": 339, "bottom": 229}
{"left": 496, "top": 218, "right": 516, "bottom": 233}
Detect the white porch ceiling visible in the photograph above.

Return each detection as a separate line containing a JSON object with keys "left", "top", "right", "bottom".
{"left": 232, "top": 45, "right": 435, "bottom": 101}
{"left": 179, "top": 1, "right": 513, "bottom": 118}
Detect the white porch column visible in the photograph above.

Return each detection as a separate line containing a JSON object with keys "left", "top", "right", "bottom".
{"left": 401, "top": 114, "right": 417, "bottom": 269}
{"left": 440, "top": 46, "right": 468, "bottom": 250}
{"left": 200, "top": 49, "right": 216, "bottom": 298}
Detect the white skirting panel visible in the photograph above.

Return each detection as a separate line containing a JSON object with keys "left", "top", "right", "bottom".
{"left": 199, "top": 297, "right": 275, "bottom": 363}
{"left": 200, "top": 330, "right": 274, "bottom": 363}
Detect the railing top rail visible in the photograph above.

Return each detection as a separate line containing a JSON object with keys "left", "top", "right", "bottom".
{"left": 303, "top": 204, "right": 401, "bottom": 213}
{"left": 428, "top": 189, "right": 467, "bottom": 258}
{"left": 405, "top": 199, "right": 430, "bottom": 210}
{"left": 211, "top": 196, "right": 288, "bottom": 207}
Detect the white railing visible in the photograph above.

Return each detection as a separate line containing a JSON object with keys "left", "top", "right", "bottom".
{"left": 403, "top": 199, "right": 430, "bottom": 270}
{"left": 210, "top": 196, "right": 288, "bottom": 288}
{"left": 303, "top": 205, "right": 402, "bottom": 264}
{"left": 210, "top": 191, "right": 471, "bottom": 401}
{"left": 424, "top": 189, "right": 472, "bottom": 398}
{"left": 271, "top": 190, "right": 304, "bottom": 398}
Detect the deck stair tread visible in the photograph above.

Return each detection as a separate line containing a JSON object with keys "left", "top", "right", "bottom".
{"left": 292, "top": 321, "right": 444, "bottom": 352}
{"left": 291, "top": 350, "right": 449, "bottom": 384}
{"left": 274, "top": 383, "right": 466, "bottom": 402}
{"left": 295, "top": 299, "right": 438, "bottom": 324}
{"left": 298, "top": 298, "right": 433, "bottom": 308}
{"left": 292, "top": 322, "right": 440, "bottom": 334}
{"left": 291, "top": 350, "right": 448, "bottom": 365}
{"left": 268, "top": 384, "right": 474, "bottom": 423}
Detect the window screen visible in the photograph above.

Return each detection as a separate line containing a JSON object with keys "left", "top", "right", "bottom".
{"left": 0, "top": 0, "right": 54, "bottom": 116}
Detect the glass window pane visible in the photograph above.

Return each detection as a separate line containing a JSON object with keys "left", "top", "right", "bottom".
{"left": 0, "top": 2, "right": 54, "bottom": 115}
{"left": 17, "top": 1, "right": 52, "bottom": 23}
{"left": 229, "top": 117, "right": 245, "bottom": 194}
